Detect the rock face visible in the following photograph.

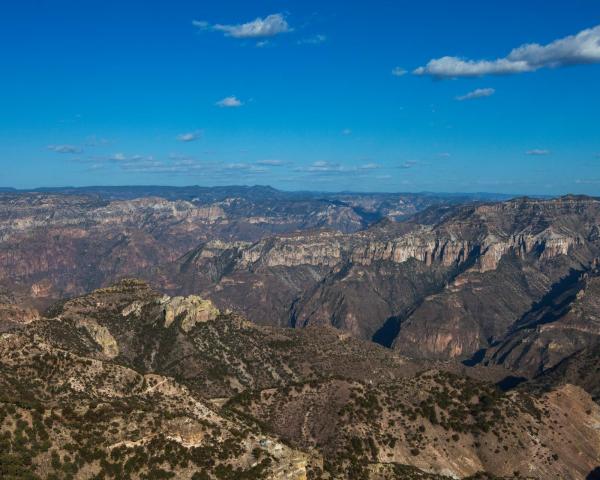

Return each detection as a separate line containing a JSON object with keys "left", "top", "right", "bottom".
{"left": 75, "top": 317, "right": 120, "bottom": 359}
{"left": 161, "top": 295, "right": 219, "bottom": 331}
{"left": 0, "top": 188, "right": 482, "bottom": 303}
{"left": 480, "top": 266, "right": 600, "bottom": 376}
{"left": 153, "top": 196, "right": 600, "bottom": 377}
{"left": 0, "top": 286, "right": 40, "bottom": 332}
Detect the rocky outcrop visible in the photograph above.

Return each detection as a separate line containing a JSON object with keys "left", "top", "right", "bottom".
{"left": 76, "top": 317, "right": 119, "bottom": 359}
{"left": 161, "top": 295, "right": 219, "bottom": 332}
{"left": 477, "top": 228, "right": 582, "bottom": 272}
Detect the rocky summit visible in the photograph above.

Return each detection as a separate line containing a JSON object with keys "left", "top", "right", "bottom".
{"left": 1, "top": 189, "right": 600, "bottom": 479}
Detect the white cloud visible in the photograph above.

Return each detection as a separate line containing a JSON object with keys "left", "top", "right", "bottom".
{"left": 194, "top": 13, "right": 292, "bottom": 39}
{"left": 216, "top": 96, "right": 243, "bottom": 108}
{"left": 298, "top": 34, "right": 327, "bottom": 45}
{"left": 294, "top": 161, "right": 381, "bottom": 177}
{"left": 399, "top": 161, "right": 418, "bottom": 169}
{"left": 111, "top": 153, "right": 127, "bottom": 161}
{"left": 177, "top": 131, "right": 201, "bottom": 142}
{"left": 223, "top": 163, "right": 268, "bottom": 174}
{"left": 308, "top": 161, "right": 334, "bottom": 171}
{"left": 85, "top": 153, "right": 277, "bottom": 178}
{"left": 47, "top": 144, "right": 82, "bottom": 154}
{"left": 294, "top": 161, "right": 345, "bottom": 174}
{"left": 359, "top": 163, "right": 380, "bottom": 170}
{"left": 224, "top": 163, "right": 250, "bottom": 170}
{"left": 575, "top": 178, "right": 600, "bottom": 185}
{"left": 341, "top": 128, "right": 352, "bottom": 136}
{"left": 104, "top": 153, "right": 155, "bottom": 164}
{"left": 414, "top": 24, "right": 600, "bottom": 78}
{"left": 392, "top": 67, "right": 407, "bottom": 76}
{"left": 526, "top": 149, "right": 551, "bottom": 156}
{"left": 438, "top": 152, "right": 451, "bottom": 158}
{"left": 256, "top": 159, "right": 285, "bottom": 166}
{"left": 456, "top": 87, "right": 495, "bottom": 101}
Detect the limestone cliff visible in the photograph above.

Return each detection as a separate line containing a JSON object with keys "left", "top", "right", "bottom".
{"left": 161, "top": 295, "right": 220, "bottom": 332}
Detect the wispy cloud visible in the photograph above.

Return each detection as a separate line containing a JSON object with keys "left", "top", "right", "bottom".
{"left": 110, "top": 153, "right": 128, "bottom": 161}
{"left": 359, "top": 163, "right": 380, "bottom": 170}
{"left": 391, "top": 67, "right": 407, "bottom": 77}
{"left": 193, "top": 13, "right": 292, "bottom": 39}
{"left": 89, "top": 154, "right": 214, "bottom": 176}
{"left": 294, "top": 161, "right": 381, "bottom": 177}
{"left": 90, "top": 153, "right": 158, "bottom": 166}
{"left": 177, "top": 131, "right": 201, "bottom": 142}
{"left": 47, "top": 144, "right": 82, "bottom": 154}
{"left": 297, "top": 161, "right": 342, "bottom": 173}
{"left": 526, "top": 149, "right": 551, "bottom": 156}
{"left": 297, "top": 34, "right": 326, "bottom": 45}
{"left": 216, "top": 96, "right": 243, "bottom": 108}
{"left": 414, "top": 24, "right": 600, "bottom": 78}
{"left": 399, "top": 161, "right": 418, "bottom": 169}
{"left": 256, "top": 159, "right": 285, "bottom": 166}
{"left": 78, "top": 152, "right": 224, "bottom": 177}
{"left": 224, "top": 163, "right": 268, "bottom": 174}
{"left": 341, "top": 129, "right": 352, "bottom": 136}
{"left": 438, "top": 152, "right": 451, "bottom": 158}
{"left": 87, "top": 153, "right": 389, "bottom": 184}
{"left": 456, "top": 87, "right": 495, "bottom": 101}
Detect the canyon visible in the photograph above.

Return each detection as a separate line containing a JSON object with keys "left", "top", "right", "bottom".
{"left": 1, "top": 187, "right": 600, "bottom": 479}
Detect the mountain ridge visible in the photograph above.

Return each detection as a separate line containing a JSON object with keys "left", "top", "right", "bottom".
{"left": 2, "top": 279, "right": 600, "bottom": 479}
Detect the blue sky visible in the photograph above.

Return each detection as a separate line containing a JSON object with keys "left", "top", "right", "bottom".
{"left": 1, "top": 0, "right": 599, "bottom": 194}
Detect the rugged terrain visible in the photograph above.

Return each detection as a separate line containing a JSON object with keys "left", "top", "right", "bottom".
{"left": 2, "top": 280, "right": 599, "bottom": 479}
{"left": 0, "top": 187, "right": 489, "bottom": 304}
{"left": 150, "top": 196, "right": 600, "bottom": 378}
{"left": 2, "top": 189, "right": 600, "bottom": 478}
{"left": 2, "top": 192, "right": 600, "bottom": 388}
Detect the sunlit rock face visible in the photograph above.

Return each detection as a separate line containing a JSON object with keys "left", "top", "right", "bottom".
{"left": 0, "top": 189, "right": 474, "bottom": 302}
{"left": 2, "top": 191, "right": 600, "bottom": 370}
{"left": 162, "top": 295, "right": 220, "bottom": 332}
{"left": 160, "top": 195, "right": 600, "bottom": 368}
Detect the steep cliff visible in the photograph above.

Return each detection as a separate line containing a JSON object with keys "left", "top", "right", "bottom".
{"left": 0, "top": 190, "right": 473, "bottom": 303}
{"left": 154, "top": 196, "right": 600, "bottom": 373}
